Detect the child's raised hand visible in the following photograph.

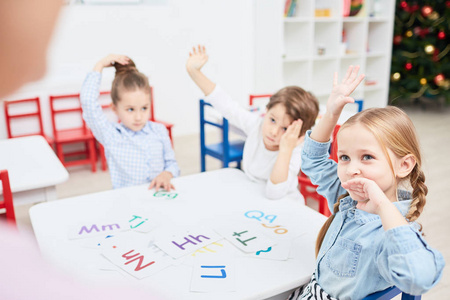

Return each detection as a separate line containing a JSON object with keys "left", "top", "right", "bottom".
{"left": 148, "top": 171, "right": 175, "bottom": 192}
{"left": 341, "top": 177, "right": 390, "bottom": 215}
{"left": 186, "top": 45, "right": 208, "bottom": 73}
{"left": 327, "top": 65, "right": 365, "bottom": 117}
{"left": 280, "top": 119, "right": 304, "bottom": 152}
{"left": 94, "top": 54, "right": 130, "bottom": 72}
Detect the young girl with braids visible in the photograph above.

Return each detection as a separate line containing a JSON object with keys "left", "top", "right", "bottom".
{"left": 289, "top": 66, "right": 445, "bottom": 299}
{"left": 80, "top": 54, "right": 179, "bottom": 190}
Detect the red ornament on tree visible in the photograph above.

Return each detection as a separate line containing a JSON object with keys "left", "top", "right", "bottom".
{"left": 405, "top": 62, "right": 413, "bottom": 71}
{"left": 393, "top": 35, "right": 403, "bottom": 45}
{"left": 446, "top": 1, "right": 450, "bottom": 8}
{"left": 421, "top": 5, "right": 433, "bottom": 17}
{"left": 438, "top": 31, "right": 446, "bottom": 40}
{"left": 400, "top": 1, "right": 408, "bottom": 10}
{"left": 434, "top": 74, "right": 445, "bottom": 85}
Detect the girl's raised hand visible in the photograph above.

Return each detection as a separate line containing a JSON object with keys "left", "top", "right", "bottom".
{"left": 327, "top": 65, "right": 365, "bottom": 117}
{"left": 94, "top": 54, "right": 130, "bottom": 72}
{"left": 186, "top": 45, "right": 208, "bottom": 72}
{"left": 341, "top": 177, "right": 390, "bottom": 215}
{"left": 280, "top": 119, "right": 304, "bottom": 152}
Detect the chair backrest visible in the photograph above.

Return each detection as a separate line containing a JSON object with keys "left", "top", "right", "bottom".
{"left": 199, "top": 99, "right": 230, "bottom": 147}
{"left": 49, "top": 93, "right": 87, "bottom": 135}
{"left": 363, "top": 286, "right": 421, "bottom": 300}
{"left": 249, "top": 94, "right": 272, "bottom": 108}
{"left": 4, "top": 97, "right": 45, "bottom": 139}
{"left": 330, "top": 124, "right": 341, "bottom": 162}
{"left": 0, "top": 170, "right": 16, "bottom": 226}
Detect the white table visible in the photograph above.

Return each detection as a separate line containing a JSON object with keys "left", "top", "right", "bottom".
{"left": 0, "top": 135, "right": 69, "bottom": 205}
{"left": 30, "top": 168, "right": 327, "bottom": 300}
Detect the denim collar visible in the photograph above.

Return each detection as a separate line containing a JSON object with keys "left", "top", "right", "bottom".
{"left": 339, "top": 190, "right": 412, "bottom": 224}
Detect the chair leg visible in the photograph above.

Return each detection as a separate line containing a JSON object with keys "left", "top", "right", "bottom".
{"left": 56, "top": 143, "right": 65, "bottom": 165}
{"left": 200, "top": 153, "right": 206, "bottom": 172}
{"left": 237, "top": 161, "right": 241, "bottom": 169}
{"left": 99, "top": 143, "right": 107, "bottom": 171}
{"left": 88, "top": 140, "right": 97, "bottom": 173}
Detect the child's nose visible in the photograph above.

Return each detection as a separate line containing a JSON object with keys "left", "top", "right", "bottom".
{"left": 347, "top": 164, "right": 361, "bottom": 176}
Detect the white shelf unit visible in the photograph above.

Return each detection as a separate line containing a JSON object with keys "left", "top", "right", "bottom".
{"left": 254, "top": 0, "right": 395, "bottom": 110}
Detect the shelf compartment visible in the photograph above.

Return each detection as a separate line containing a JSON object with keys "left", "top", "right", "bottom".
{"left": 283, "top": 22, "right": 313, "bottom": 59}
{"left": 365, "top": 56, "right": 388, "bottom": 89}
{"left": 367, "top": 22, "right": 391, "bottom": 54}
{"left": 343, "top": 21, "right": 366, "bottom": 56}
{"left": 313, "top": 21, "right": 340, "bottom": 58}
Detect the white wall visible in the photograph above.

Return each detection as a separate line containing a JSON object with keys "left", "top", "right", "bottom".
{"left": 0, "top": 0, "right": 257, "bottom": 139}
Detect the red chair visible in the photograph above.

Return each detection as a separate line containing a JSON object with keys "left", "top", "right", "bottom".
{"left": 249, "top": 94, "right": 272, "bottom": 107}
{"left": 95, "top": 88, "right": 174, "bottom": 171}
{"left": 0, "top": 170, "right": 16, "bottom": 227}
{"left": 49, "top": 93, "right": 97, "bottom": 172}
{"left": 3, "top": 97, "right": 54, "bottom": 147}
{"left": 150, "top": 86, "right": 174, "bottom": 142}
{"left": 298, "top": 125, "right": 341, "bottom": 217}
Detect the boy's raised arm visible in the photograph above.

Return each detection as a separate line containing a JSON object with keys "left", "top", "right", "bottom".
{"left": 186, "top": 45, "right": 216, "bottom": 96}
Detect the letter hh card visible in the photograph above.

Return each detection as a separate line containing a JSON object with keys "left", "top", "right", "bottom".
{"left": 154, "top": 227, "right": 223, "bottom": 259}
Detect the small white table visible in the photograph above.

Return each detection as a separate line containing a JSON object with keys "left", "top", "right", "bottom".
{"left": 0, "top": 135, "right": 69, "bottom": 205}
{"left": 30, "top": 168, "right": 327, "bottom": 300}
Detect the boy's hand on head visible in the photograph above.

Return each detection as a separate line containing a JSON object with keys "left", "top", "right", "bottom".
{"left": 327, "top": 65, "right": 365, "bottom": 116}
{"left": 186, "top": 45, "right": 208, "bottom": 73}
{"left": 341, "top": 178, "right": 390, "bottom": 215}
{"left": 94, "top": 54, "right": 130, "bottom": 72}
{"left": 280, "top": 119, "right": 303, "bottom": 152}
{"left": 148, "top": 171, "right": 175, "bottom": 192}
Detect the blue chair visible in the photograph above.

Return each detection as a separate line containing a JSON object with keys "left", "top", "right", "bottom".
{"left": 355, "top": 99, "right": 364, "bottom": 112}
{"left": 363, "top": 286, "right": 421, "bottom": 300}
{"left": 199, "top": 99, "right": 245, "bottom": 172}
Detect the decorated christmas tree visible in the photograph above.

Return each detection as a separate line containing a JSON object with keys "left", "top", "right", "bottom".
{"left": 390, "top": 0, "right": 450, "bottom": 105}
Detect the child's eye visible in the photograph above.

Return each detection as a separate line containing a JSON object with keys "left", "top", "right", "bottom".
{"left": 271, "top": 118, "right": 275, "bottom": 124}
{"left": 362, "top": 154, "right": 374, "bottom": 160}
{"left": 339, "top": 155, "right": 350, "bottom": 161}
{"left": 142, "top": 107, "right": 148, "bottom": 111}
{"left": 127, "top": 108, "right": 134, "bottom": 112}
{"left": 282, "top": 127, "right": 287, "bottom": 132}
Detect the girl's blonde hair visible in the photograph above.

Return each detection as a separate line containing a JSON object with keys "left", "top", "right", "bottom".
{"left": 111, "top": 58, "right": 151, "bottom": 105}
{"left": 315, "top": 106, "right": 427, "bottom": 256}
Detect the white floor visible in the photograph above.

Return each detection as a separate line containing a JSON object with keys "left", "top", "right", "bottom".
{"left": 14, "top": 105, "right": 450, "bottom": 299}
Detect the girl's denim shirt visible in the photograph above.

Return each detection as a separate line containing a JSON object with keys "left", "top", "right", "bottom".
{"left": 301, "top": 130, "right": 445, "bottom": 300}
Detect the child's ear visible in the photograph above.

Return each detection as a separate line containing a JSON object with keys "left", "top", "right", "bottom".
{"left": 397, "top": 154, "right": 416, "bottom": 179}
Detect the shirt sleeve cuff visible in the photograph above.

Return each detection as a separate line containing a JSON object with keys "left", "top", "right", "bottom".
{"left": 303, "top": 130, "right": 331, "bottom": 157}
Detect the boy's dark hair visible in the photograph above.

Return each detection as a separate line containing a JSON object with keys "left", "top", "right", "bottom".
{"left": 267, "top": 86, "right": 319, "bottom": 137}
{"left": 111, "top": 58, "right": 151, "bottom": 105}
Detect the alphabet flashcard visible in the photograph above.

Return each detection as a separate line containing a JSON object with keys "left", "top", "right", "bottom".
{"left": 214, "top": 223, "right": 276, "bottom": 253}
{"left": 68, "top": 220, "right": 130, "bottom": 240}
{"left": 190, "top": 255, "right": 236, "bottom": 292}
{"left": 154, "top": 227, "right": 223, "bottom": 259}
{"left": 102, "top": 244, "right": 173, "bottom": 279}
